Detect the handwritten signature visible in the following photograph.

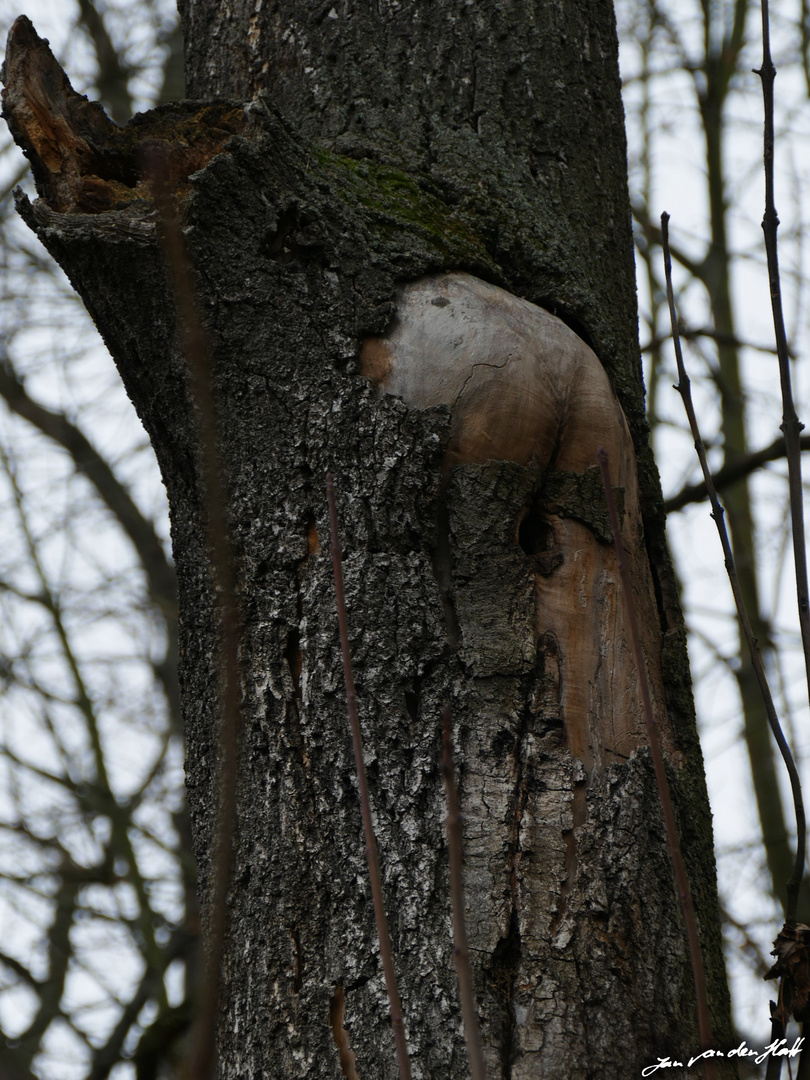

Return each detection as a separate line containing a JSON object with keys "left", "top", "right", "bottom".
{"left": 642, "top": 1037, "right": 804, "bottom": 1075}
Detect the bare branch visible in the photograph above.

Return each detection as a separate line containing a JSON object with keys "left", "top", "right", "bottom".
{"left": 665, "top": 433, "right": 810, "bottom": 512}
{"left": 661, "top": 212, "right": 805, "bottom": 926}
{"left": 0, "top": 350, "right": 176, "bottom": 624}
{"left": 633, "top": 200, "right": 706, "bottom": 281}
{"left": 755, "top": 0, "right": 810, "bottom": 773}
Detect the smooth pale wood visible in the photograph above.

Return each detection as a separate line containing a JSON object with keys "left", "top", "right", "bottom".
{"left": 361, "top": 272, "right": 630, "bottom": 475}
{"left": 362, "top": 272, "right": 673, "bottom": 780}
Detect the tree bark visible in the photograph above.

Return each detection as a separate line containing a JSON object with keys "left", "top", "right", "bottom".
{"left": 3, "top": 4, "right": 736, "bottom": 1077}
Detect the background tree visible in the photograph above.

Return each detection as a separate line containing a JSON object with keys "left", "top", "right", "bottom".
{"left": 618, "top": 0, "right": 810, "bottom": 1030}
{"left": 3, "top": 0, "right": 810, "bottom": 1075}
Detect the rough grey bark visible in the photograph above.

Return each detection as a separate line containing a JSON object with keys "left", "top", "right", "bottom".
{"left": 3, "top": 2, "right": 736, "bottom": 1077}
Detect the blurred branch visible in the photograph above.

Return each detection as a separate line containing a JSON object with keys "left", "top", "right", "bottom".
{"left": 0, "top": 350, "right": 175, "bottom": 619}
{"left": 132, "top": 999, "right": 194, "bottom": 1080}
{"left": 665, "top": 433, "right": 810, "bottom": 512}
{"left": 0, "top": 9, "right": 193, "bottom": 1077}
{"left": 641, "top": 325, "right": 783, "bottom": 357}
{"left": 642, "top": 0, "right": 694, "bottom": 68}
{"left": 85, "top": 978, "right": 152, "bottom": 1080}
{"left": 86, "top": 928, "right": 193, "bottom": 1080}
{"left": 75, "top": 0, "right": 132, "bottom": 123}
{"left": 0, "top": 951, "right": 40, "bottom": 988}
{"left": 721, "top": 905, "right": 772, "bottom": 980}
{"left": 11, "top": 875, "right": 80, "bottom": 1071}
{"left": 0, "top": 350, "right": 179, "bottom": 720}
{"left": 3, "top": 442, "right": 170, "bottom": 995}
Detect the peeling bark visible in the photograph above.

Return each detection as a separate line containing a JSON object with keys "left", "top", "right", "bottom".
{"left": 2, "top": 5, "right": 736, "bottom": 1078}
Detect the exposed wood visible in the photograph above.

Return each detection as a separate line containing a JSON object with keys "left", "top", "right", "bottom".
{"left": 363, "top": 272, "right": 673, "bottom": 777}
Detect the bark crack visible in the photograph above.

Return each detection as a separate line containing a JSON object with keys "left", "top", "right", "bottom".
{"left": 431, "top": 494, "right": 462, "bottom": 652}
{"left": 489, "top": 908, "right": 521, "bottom": 1079}
{"left": 550, "top": 776, "right": 587, "bottom": 943}
{"left": 490, "top": 700, "right": 535, "bottom": 1078}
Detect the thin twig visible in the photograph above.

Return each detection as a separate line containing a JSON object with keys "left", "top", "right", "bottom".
{"left": 597, "top": 448, "right": 715, "bottom": 1077}
{"left": 661, "top": 212, "right": 805, "bottom": 925}
{"left": 755, "top": 10, "right": 810, "bottom": 1062}
{"left": 151, "top": 161, "right": 242, "bottom": 1080}
{"left": 440, "top": 706, "right": 487, "bottom": 1080}
{"left": 326, "top": 472, "right": 412, "bottom": 1080}
{"left": 755, "top": 0, "right": 810, "bottom": 722}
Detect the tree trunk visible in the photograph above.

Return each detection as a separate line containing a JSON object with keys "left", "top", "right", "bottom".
{"left": 3, "top": 3, "right": 736, "bottom": 1076}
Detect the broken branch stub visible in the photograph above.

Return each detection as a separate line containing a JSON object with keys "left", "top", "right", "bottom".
{"left": 1, "top": 16, "right": 245, "bottom": 214}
